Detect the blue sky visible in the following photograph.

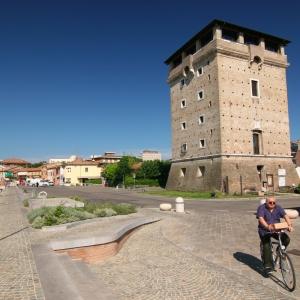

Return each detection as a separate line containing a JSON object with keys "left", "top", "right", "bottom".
{"left": 0, "top": 0, "right": 299, "bottom": 162}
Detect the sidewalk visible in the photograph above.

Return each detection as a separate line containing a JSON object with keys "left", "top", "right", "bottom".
{"left": 0, "top": 188, "right": 44, "bottom": 300}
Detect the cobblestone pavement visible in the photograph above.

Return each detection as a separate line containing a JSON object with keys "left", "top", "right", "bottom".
{"left": 89, "top": 210, "right": 298, "bottom": 300}
{"left": 8, "top": 186, "right": 300, "bottom": 299}
{"left": 0, "top": 188, "right": 44, "bottom": 300}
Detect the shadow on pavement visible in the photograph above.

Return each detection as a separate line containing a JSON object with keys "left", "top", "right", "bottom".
{"left": 233, "top": 252, "right": 265, "bottom": 276}
{"left": 233, "top": 252, "right": 290, "bottom": 291}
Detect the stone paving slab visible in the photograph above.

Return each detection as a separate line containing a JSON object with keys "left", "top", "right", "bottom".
{"left": 89, "top": 220, "right": 293, "bottom": 300}
{"left": 161, "top": 209, "right": 300, "bottom": 299}
{"left": 0, "top": 188, "right": 45, "bottom": 300}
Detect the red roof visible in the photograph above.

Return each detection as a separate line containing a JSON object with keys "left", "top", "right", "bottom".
{"left": 2, "top": 158, "right": 30, "bottom": 165}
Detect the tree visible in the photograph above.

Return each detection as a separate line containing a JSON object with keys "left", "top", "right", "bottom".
{"left": 28, "top": 161, "right": 47, "bottom": 168}
{"left": 102, "top": 163, "right": 119, "bottom": 186}
{"left": 137, "top": 160, "right": 160, "bottom": 179}
{"left": 158, "top": 160, "right": 171, "bottom": 188}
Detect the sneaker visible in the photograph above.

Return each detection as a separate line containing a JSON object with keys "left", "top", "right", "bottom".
{"left": 264, "top": 266, "right": 274, "bottom": 275}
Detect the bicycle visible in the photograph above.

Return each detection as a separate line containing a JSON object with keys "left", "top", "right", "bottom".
{"left": 260, "top": 230, "right": 296, "bottom": 292}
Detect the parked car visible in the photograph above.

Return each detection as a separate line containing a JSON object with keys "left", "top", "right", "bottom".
{"left": 39, "top": 180, "right": 50, "bottom": 187}
{"left": 48, "top": 181, "right": 54, "bottom": 186}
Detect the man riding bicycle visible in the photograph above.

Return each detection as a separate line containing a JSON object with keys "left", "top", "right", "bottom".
{"left": 257, "top": 196, "right": 293, "bottom": 273}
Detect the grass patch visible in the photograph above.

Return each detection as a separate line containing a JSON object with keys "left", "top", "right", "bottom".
{"left": 144, "top": 190, "right": 258, "bottom": 199}
{"left": 28, "top": 202, "right": 137, "bottom": 229}
{"left": 145, "top": 190, "right": 221, "bottom": 199}
{"left": 70, "top": 196, "right": 83, "bottom": 202}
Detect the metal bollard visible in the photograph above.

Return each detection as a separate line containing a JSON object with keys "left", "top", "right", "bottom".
{"left": 175, "top": 197, "right": 184, "bottom": 213}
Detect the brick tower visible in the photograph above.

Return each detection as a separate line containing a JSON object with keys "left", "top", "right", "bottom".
{"left": 165, "top": 20, "right": 299, "bottom": 193}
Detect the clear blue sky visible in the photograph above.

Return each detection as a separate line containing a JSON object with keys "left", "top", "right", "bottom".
{"left": 1, "top": 0, "right": 299, "bottom": 162}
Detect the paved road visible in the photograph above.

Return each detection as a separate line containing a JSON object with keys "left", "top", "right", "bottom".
{"left": 26, "top": 185, "right": 300, "bottom": 213}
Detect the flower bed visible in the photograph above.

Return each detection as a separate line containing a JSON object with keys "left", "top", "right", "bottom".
{"left": 28, "top": 203, "right": 137, "bottom": 229}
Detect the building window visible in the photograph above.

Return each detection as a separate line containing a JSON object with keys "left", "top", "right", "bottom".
{"left": 253, "top": 132, "right": 261, "bottom": 154}
{"left": 180, "top": 168, "right": 186, "bottom": 177}
{"left": 197, "top": 67, "right": 203, "bottom": 76}
{"left": 199, "top": 115, "right": 205, "bottom": 124}
{"left": 197, "top": 90, "right": 204, "bottom": 100}
{"left": 65, "top": 178, "right": 71, "bottom": 184}
{"left": 197, "top": 166, "right": 205, "bottom": 177}
{"left": 199, "top": 139, "right": 206, "bottom": 148}
{"left": 251, "top": 79, "right": 259, "bottom": 97}
{"left": 181, "top": 143, "right": 187, "bottom": 153}
{"left": 85, "top": 167, "right": 88, "bottom": 172}
{"left": 181, "top": 99, "right": 187, "bottom": 108}
{"left": 180, "top": 122, "right": 186, "bottom": 130}
{"left": 180, "top": 79, "right": 185, "bottom": 87}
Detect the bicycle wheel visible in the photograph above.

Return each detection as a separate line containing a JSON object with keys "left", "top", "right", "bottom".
{"left": 280, "top": 253, "right": 296, "bottom": 291}
{"left": 272, "top": 243, "right": 279, "bottom": 270}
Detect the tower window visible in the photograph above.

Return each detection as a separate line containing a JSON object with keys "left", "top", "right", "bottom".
{"left": 197, "top": 67, "right": 203, "bottom": 76}
{"left": 180, "top": 168, "right": 186, "bottom": 177}
{"left": 244, "top": 34, "right": 259, "bottom": 45}
{"left": 180, "top": 79, "right": 185, "bottom": 88}
{"left": 199, "top": 139, "right": 206, "bottom": 148}
{"left": 222, "top": 29, "right": 238, "bottom": 42}
{"left": 181, "top": 99, "right": 187, "bottom": 108}
{"left": 197, "top": 90, "right": 204, "bottom": 100}
{"left": 251, "top": 79, "right": 259, "bottom": 97}
{"left": 197, "top": 166, "right": 205, "bottom": 177}
{"left": 253, "top": 132, "right": 261, "bottom": 154}
{"left": 181, "top": 122, "right": 186, "bottom": 130}
{"left": 199, "top": 115, "right": 205, "bottom": 124}
{"left": 181, "top": 143, "right": 187, "bottom": 153}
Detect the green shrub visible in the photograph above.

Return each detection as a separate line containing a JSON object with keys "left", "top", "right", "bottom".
{"left": 70, "top": 196, "right": 83, "bottom": 202}
{"left": 94, "top": 208, "right": 117, "bottom": 217}
{"left": 44, "top": 213, "right": 59, "bottom": 226}
{"left": 111, "top": 203, "right": 136, "bottom": 215}
{"left": 295, "top": 185, "right": 300, "bottom": 194}
{"left": 32, "top": 216, "right": 45, "bottom": 229}
{"left": 27, "top": 207, "right": 51, "bottom": 223}
{"left": 28, "top": 201, "right": 136, "bottom": 228}
{"left": 125, "top": 177, "right": 159, "bottom": 187}
{"left": 83, "top": 202, "right": 98, "bottom": 213}
{"left": 23, "top": 199, "right": 29, "bottom": 207}
{"left": 86, "top": 178, "right": 102, "bottom": 184}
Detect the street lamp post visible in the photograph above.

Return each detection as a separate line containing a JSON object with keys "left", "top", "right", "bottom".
{"left": 133, "top": 173, "right": 136, "bottom": 189}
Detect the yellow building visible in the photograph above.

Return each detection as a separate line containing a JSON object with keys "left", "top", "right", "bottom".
{"left": 64, "top": 160, "right": 102, "bottom": 186}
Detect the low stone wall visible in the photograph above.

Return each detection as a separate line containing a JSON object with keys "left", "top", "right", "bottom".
{"left": 51, "top": 217, "right": 161, "bottom": 264}
{"left": 56, "top": 228, "right": 137, "bottom": 263}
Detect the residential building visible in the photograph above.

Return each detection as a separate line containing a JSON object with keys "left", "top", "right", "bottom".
{"left": 47, "top": 164, "right": 62, "bottom": 185}
{"left": 48, "top": 155, "right": 77, "bottom": 164}
{"left": 165, "top": 19, "right": 299, "bottom": 193}
{"left": 142, "top": 150, "right": 162, "bottom": 161}
{"left": 17, "top": 167, "right": 42, "bottom": 184}
{"left": 90, "top": 152, "right": 121, "bottom": 165}
{"left": 1, "top": 158, "right": 29, "bottom": 167}
{"left": 64, "top": 159, "right": 102, "bottom": 186}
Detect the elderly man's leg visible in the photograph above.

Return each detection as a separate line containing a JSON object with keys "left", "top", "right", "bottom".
{"left": 261, "top": 235, "right": 273, "bottom": 269}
